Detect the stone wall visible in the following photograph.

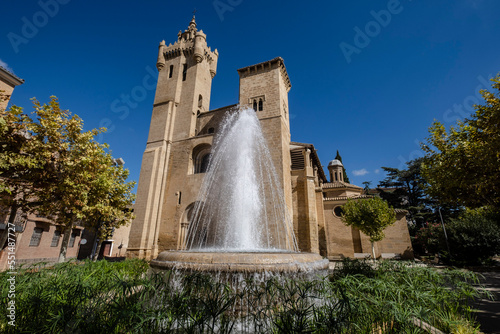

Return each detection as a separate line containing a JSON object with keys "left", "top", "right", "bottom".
{"left": 323, "top": 200, "right": 413, "bottom": 259}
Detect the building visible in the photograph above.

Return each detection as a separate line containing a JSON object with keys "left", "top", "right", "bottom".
{"left": 0, "top": 65, "right": 24, "bottom": 110}
{"left": 126, "top": 17, "right": 413, "bottom": 261}
{"left": 0, "top": 213, "right": 83, "bottom": 269}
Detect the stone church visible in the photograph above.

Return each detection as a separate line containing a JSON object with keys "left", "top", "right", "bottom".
{"left": 126, "top": 17, "right": 413, "bottom": 261}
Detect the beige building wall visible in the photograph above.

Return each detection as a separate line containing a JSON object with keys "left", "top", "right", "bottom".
{"left": 106, "top": 222, "right": 132, "bottom": 258}
{"left": 0, "top": 66, "right": 24, "bottom": 110}
{"left": 237, "top": 58, "right": 294, "bottom": 249}
{"left": 323, "top": 199, "right": 413, "bottom": 259}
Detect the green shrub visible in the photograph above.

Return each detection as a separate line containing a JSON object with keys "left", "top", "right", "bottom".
{"left": 444, "top": 209, "right": 500, "bottom": 265}
{"left": 413, "top": 222, "right": 445, "bottom": 256}
{"left": 413, "top": 208, "right": 500, "bottom": 265}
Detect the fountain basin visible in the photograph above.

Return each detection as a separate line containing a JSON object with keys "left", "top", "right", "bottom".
{"left": 150, "top": 251, "right": 329, "bottom": 273}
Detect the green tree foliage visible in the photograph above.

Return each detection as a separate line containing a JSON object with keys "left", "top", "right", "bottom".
{"left": 341, "top": 197, "right": 396, "bottom": 258}
{"left": 335, "top": 150, "right": 350, "bottom": 183}
{"left": 378, "top": 158, "right": 429, "bottom": 225}
{"left": 421, "top": 74, "right": 500, "bottom": 213}
{"left": 0, "top": 104, "right": 41, "bottom": 249}
{"left": 415, "top": 208, "right": 500, "bottom": 265}
{"left": 377, "top": 158, "right": 462, "bottom": 228}
{"left": 362, "top": 181, "right": 371, "bottom": 194}
{"left": 0, "top": 97, "right": 136, "bottom": 261}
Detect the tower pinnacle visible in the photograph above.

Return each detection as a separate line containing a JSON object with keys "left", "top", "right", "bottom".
{"left": 189, "top": 11, "right": 197, "bottom": 29}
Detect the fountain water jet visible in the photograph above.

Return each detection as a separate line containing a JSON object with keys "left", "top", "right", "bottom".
{"left": 151, "top": 107, "right": 328, "bottom": 273}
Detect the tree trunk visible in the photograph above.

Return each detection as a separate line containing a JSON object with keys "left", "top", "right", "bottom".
{"left": 0, "top": 205, "right": 18, "bottom": 250}
{"left": 371, "top": 241, "right": 376, "bottom": 260}
{"left": 93, "top": 240, "right": 102, "bottom": 262}
{"left": 91, "top": 224, "right": 101, "bottom": 261}
{"left": 58, "top": 221, "right": 73, "bottom": 263}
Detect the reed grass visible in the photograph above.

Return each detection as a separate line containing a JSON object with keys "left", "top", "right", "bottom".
{"left": 0, "top": 258, "right": 487, "bottom": 333}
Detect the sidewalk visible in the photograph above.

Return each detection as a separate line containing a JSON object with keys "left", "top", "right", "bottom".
{"left": 473, "top": 269, "right": 500, "bottom": 334}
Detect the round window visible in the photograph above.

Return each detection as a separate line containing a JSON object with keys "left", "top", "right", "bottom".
{"left": 333, "top": 206, "right": 344, "bottom": 217}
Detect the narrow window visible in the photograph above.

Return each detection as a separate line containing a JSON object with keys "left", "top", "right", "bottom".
{"left": 29, "top": 227, "right": 43, "bottom": 247}
{"left": 169, "top": 65, "right": 173, "bottom": 78}
{"left": 193, "top": 146, "right": 211, "bottom": 174}
{"left": 335, "top": 172, "right": 338, "bottom": 181}
{"left": 198, "top": 94, "right": 203, "bottom": 108}
{"left": 253, "top": 100, "right": 257, "bottom": 111}
{"left": 200, "top": 153, "right": 211, "bottom": 173}
{"left": 182, "top": 64, "right": 187, "bottom": 81}
{"left": 178, "top": 191, "right": 182, "bottom": 205}
{"left": 51, "top": 230, "right": 61, "bottom": 247}
{"left": 258, "top": 99, "right": 263, "bottom": 111}
{"left": 69, "top": 230, "right": 80, "bottom": 248}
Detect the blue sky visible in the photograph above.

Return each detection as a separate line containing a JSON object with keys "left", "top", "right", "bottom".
{"left": 1, "top": 0, "right": 499, "bottom": 191}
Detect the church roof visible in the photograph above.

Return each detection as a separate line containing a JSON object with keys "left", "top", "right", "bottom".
{"left": 328, "top": 159, "right": 343, "bottom": 167}
{"left": 322, "top": 181, "right": 363, "bottom": 190}
{"left": 323, "top": 194, "right": 373, "bottom": 201}
{"left": 290, "top": 141, "right": 328, "bottom": 182}
{"left": 205, "top": 104, "right": 238, "bottom": 115}
{"left": 0, "top": 66, "right": 24, "bottom": 87}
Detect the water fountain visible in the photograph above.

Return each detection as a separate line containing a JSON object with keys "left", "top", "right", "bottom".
{"left": 150, "top": 107, "right": 328, "bottom": 273}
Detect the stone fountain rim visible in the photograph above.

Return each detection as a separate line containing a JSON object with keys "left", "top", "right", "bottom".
{"left": 150, "top": 250, "right": 329, "bottom": 273}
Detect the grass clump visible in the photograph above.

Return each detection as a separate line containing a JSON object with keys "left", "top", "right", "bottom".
{"left": 331, "top": 259, "right": 485, "bottom": 333}
{"left": 0, "top": 258, "right": 487, "bottom": 333}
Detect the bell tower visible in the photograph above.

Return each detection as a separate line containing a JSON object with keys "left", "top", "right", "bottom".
{"left": 237, "top": 57, "right": 294, "bottom": 222}
{"left": 127, "top": 16, "right": 218, "bottom": 260}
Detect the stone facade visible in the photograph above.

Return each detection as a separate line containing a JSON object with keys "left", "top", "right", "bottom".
{"left": 127, "top": 17, "right": 413, "bottom": 261}
{"left": 0, "top": 66, "right": 24, "bottom": 110}
{"left": 0, "top": 212, "right": 82, "bottom": 270}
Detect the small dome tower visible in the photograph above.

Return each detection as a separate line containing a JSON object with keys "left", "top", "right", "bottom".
{"left": 328, "top": 159, "right": 344, "bottom": 182}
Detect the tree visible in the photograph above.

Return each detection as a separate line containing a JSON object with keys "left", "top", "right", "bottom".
{"left": 341, "top": 197, "right": 396, "bottom": 259}
{"left": 84, "top": 160, "right": 135, "bottom": 261}
{"left": 0, "top": 103, "right": 41, "bottom": 249}
{"left": 362, "top": 181, "right": 371, "bottom": 194}
{"left": 378, "top": 158, "right": 436, "bottom": 228}
{"left": 335, "top": 150, "right": 350, "bottom": 183}
{"left": 421, "top": 74, "right": 500, "bottom": 213}
{"left": 415, "top": 208, "right": 500, "bottom": 265}
{"left": 0, "top": 97, "right": 135, "bottom": 262}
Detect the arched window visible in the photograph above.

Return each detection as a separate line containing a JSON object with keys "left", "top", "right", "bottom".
{"left": 258, "top": 99, "right": 263, "bottom": 111}
{"left": 178, "top": 202, "right": 197, "bottom": 250}
{"left": 253, "top": 100, "right": 257, "bottom": 111}
{"left": 199, "top": 153, "right": 211, "bottom": 173}
{"left": 192, "top": 144, "right": 211, "bottom": 174}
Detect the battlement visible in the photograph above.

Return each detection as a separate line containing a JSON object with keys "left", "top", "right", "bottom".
{"left": 156, "top": 16, "right": 218, "bottom": 74}
{"left": 237, "top": 57, "right": 291, "bottom": 92}
{"left": 160, "top": 40, "right": 218, "bottom": 63}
